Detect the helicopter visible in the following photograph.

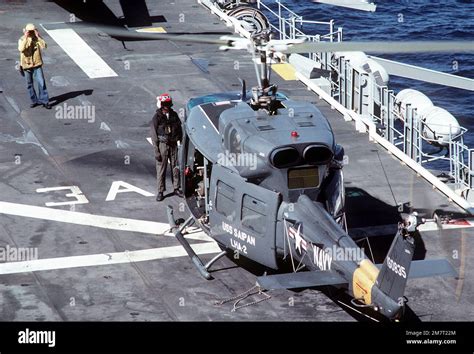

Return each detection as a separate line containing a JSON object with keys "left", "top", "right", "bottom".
{"left": 155, "top": 29, "right": 469, "bottom": 321}
{"left": 50, "top": 1, "right": 473, "bottom": 321}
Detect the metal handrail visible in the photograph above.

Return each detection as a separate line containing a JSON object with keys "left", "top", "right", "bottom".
{"left": 256, "top": 0, "right": 339, "bottom": 42}
{"left": 253, "top": 0, "right": 474, "bottom": 195}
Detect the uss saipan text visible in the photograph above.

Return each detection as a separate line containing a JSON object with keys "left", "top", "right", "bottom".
{"left": 222, "top": 221, "right": 256, "bottom": 255}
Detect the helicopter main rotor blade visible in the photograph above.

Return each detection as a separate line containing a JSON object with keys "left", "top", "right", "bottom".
{"left": 281, "top": 41, "right": 474, "bottom": 54}
{"left": 104, "top": 29, "right": 232, "bottom": 45}
{"left": 65, "top": 21, "right": 235, "bottom": 45}
{"left": 368, "top": 56, "right": 474, "bottom": 91}
{"left": 312, "top": 0, "right": 377, "bottom": 12}
{"left": 57, "top": 22, "right": 474, "bottom": 55}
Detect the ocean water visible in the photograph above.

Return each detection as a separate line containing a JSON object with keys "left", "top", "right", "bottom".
{"left": 285, "top": 0, "right": 474, "bottom": 144}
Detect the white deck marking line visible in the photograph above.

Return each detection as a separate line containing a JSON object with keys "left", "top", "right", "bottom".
{"left": 419, "top": 220, "right": 474, "bottom": 232}
{"left": 0, "top": 242, "right": 220, "bottom": 275}
{"left": 0, "top": 201, "right": 211, "bottom": 242}
{"left": 41, "top": 26, "right": 118, "bottom": 79}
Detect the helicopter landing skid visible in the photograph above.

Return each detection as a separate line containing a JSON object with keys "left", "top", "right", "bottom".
{"left": 166, "top": 206, "right": 226, "bottom": 280}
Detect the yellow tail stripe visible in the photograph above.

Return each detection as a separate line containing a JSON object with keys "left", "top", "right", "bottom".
{"left": 353, "top": 259, "right": 380, "bottom": 305}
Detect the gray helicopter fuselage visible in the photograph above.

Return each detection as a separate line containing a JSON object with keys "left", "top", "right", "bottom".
{"left": 180, "top": 93, "right": 424, "bottom": 320}
{"left": 182, "top": 93, "right": 349, "bottom": 270}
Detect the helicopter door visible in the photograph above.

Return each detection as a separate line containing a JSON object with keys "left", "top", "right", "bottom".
{"left": 209, "top": 164, "right": 280, "bottom": 269}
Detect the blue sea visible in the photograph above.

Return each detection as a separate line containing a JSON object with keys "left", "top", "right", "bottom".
{"left": 286, "top": 0, "right": 474, "bottom": 144}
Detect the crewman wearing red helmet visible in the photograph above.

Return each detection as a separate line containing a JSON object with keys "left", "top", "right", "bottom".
{"left": 151, "top": 93, "right": 183, "bottom": 201}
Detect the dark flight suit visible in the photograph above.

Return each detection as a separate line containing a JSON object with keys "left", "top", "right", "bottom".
{"left": 151, "top": 108, "right": 183, "bottom": 194}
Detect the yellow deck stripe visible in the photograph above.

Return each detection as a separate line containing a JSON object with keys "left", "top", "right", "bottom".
{"left": 136, "top": 27, "right": 167, "bottom": 33}
{"left": 272, "top": 63, "right": 297, "bottom": 81}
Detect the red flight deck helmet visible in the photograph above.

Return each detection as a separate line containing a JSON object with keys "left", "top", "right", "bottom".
{"left": 157, "top": 93, "right": 173, "bottom": 109}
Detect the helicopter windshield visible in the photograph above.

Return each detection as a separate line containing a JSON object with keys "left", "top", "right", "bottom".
{"left": 187, "top": 91, "right": 289, "bottom": 111}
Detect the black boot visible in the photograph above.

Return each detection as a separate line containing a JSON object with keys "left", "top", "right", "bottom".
{"left": 156, "top": 192, "right": 164, "bottom": 202}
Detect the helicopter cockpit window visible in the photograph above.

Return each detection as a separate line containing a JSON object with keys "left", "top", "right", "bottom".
{"left": 241, "top": 194, "right": 266, "bottom": 235}
{"left": 216, "top": 180, "right": 236, "bottom": 221}
{"left": 288, "top": 167, "right": 320, "bottom": 189}
{"left": 229, "top": 128, "right": 242, "bottom": 154}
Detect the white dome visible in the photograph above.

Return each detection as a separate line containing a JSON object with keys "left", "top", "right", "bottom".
{"left": 363, "top": 58, "right": 389, "bottom": 86}
{"left": 421, "top": 106, "right": 461, "bottom": 146}
{"left": 395, "top": 89, "right": 433, "bottom": 121}
{"left": 335, "top": 51, "right": 368, "bottom": 69}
